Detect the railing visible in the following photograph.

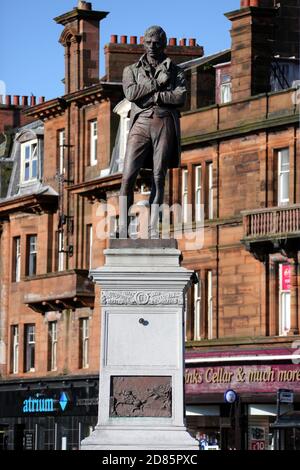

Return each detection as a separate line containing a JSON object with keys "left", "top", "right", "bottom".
{"left": 243, "top": 205, "right": 300, "bottom": 239}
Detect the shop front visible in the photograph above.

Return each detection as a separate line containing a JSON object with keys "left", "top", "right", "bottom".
{"left": 185, "top": 348, "right": 300, "bottom": 450}
{"left": 0, "top": 376, "right": 99, "bottom": 450}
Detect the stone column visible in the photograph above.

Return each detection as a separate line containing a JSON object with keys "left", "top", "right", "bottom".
{"left": 81, "top": 239, "right": 198, "bottom": 450}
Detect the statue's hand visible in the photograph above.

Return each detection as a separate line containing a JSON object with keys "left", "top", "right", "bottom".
{"left": 156, "top": 71, "right": 170, "bottom": 88}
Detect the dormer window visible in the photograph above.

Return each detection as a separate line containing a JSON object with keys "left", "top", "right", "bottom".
{"left": 21, "top": 139, "right": 38, "bottom": 183}
{"left": 215, "top": 62, "right": 232, "bottom": 105}
{"left": 220, "top": 76, "right": 232, "bottom": 104}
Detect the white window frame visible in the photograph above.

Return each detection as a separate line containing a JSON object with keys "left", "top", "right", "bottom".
{"left": 279, "top": 264, "right": 291, "bottom": 336}
{"left": 207, "top": 270, "right": 213, "bottom": 340}
{"left": 21, "top": 139, "right": 38, "bottom": 183}
{"left": 49, "top": 322, "right": 58, "bottom": 371}
{"left": 278, "top": 148, "right": 290, "bottom": 206}
{"left": 13, "top": 237, "right": 21, "bottom": 282}
{"left": 25, "top": 324, "right": 35, "bottom": 372}
{"left": 57, "top": 231, "right": 64, "bottom": 272}
{"left": 182, "top": 168, "right": 188, "bottom": 224}
{"left": 195, "top": 165, "right": 202, "bottom": 222}
{"left": 58, "top": 130, "right": 65, "bottom": 175}
{"left": 12, "top": 325, "right": 19, "bottom": 374}
{"left": 220, "top": 82, "right": 232, "bottom": 104}
{"left": 90, "top": 120, "right": 98, "bottom": 166}
{"left": 193, "top": 275, "right": 201, "bottom": 341}
{"left": 27, "top": 235, "right": 37, "bottom": 276}
{"left": 208, "top": 163, "right": 214, "bottom": 220}
{"left": 86, "top": 225, "right": 93, "bottom": 270}
{"left": 81, "top": 318, "right": 89, "bottom": 369}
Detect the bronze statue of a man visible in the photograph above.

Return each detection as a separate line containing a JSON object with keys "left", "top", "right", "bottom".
{"left": 119, "top": 25, "right": 187, "bottom": 237}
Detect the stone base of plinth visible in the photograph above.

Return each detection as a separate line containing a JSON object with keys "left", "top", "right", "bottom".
{"left": 81, "top": 425, "right": 198, "bottom": 450}
{"left": 81, "top": 239, "right": 198, "bottom": 451}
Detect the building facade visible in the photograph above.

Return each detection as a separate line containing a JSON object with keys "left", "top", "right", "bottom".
{"left": 0, "top": 0, "right": 299, "bottom": 450}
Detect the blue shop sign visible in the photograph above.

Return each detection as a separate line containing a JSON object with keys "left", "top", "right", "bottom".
{"left": 22, "top": 392, "right": 69, "bottom": 413}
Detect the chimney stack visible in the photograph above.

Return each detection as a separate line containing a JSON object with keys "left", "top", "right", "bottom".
{"left": 54, "top": 3, "right": 109, "bottom": 94}
{"left": 105, "top": 34, "right": 204, "bottom": 82}
{"left": 225, "top": 4, "right": 276, "bottom": 100}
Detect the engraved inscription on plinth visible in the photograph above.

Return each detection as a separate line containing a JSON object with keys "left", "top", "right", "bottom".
{"left": 109, "top": 376, "right": 172, "bottom": 417}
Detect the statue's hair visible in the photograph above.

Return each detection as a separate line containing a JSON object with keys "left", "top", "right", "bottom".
{"left": 144, "top": 25, "right": 167, "bottom": 48}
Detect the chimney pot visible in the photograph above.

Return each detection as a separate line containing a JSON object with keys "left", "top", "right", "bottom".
{"left": 39, "top": 96, "right": 45, "bottom": 104}
{"left": 30, "top": 96, "right": 36, "bottom": 106}
{"left": 120, "top": 35, "right": 127, "bottom": 44}
{"left": 140, "top": 36, "right": 144, "bottom": 44}
{"left": 179, "top": 38, "right": 187, "bottom": 46}
{"left": 110, "top": 34, "right": 118, "bottom": 44}
{"left": 189, "top": 38, "right": 196, "bottom": 47}
{"left": 169, "top": 37, "right": 177, "bottom": 46}
{"left": 22, "top": 96, "right": 28, "bottom": 106}
{"left": 13, "top": 95, "right": 20, "bottom": 106}
{"left": 240, "top": 0, "right": 250, "bottom": 7}
{"left": 5, "top": 95, "right": 11, "bottom": 106}
{"left": 130, "top": 36, "right": 137, "bottom": 45}
{"left": 77, "top": 1, "right": 92, "bottom": 10}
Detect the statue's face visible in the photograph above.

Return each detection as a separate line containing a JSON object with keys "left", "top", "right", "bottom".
{"left": 144, "top": 33, "right": 165, "bottom": 59}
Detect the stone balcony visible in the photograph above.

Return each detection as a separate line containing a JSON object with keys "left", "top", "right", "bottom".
{"left": 23, "top": 269, "right": 94, "bottom": 313}
{"left": 241, "top": 204, "right": 300, "bottom": 260}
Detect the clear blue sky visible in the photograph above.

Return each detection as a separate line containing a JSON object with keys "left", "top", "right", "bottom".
{"left": 0, "top": 0, "right": 239, "bottom": 100}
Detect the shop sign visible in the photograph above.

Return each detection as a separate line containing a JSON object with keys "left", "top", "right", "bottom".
{"left": 249, "top": 427, "right": 266, "bottom": 451}
{"left": 186, "top": 364, "right": 300, "bottom": 394}
{"left": 279, "top": 390, "right": 294, "bottom": 404}
{"left": 250, "top": 440, "right": 265, "bottom": 451}
{"left": 24, "top": 431, "right": 34, "bottom": 450}
{"left": 224, "top": 389, "right": 237, "bottom": 404}
{"left": 22, "top": 392, "right": 68, "bottom": 413}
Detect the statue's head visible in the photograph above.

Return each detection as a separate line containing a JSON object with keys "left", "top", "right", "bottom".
{"left": 144, "top": 25, "right": 167, "bottom": 60}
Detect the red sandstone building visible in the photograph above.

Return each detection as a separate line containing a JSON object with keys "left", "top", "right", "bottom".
{"left": 0, "top": 0, "right": 299, "bottom": 450}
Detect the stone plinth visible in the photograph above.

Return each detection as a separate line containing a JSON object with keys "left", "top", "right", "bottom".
{"left": 81, "top": 239, "right": 198, "bottom": 450}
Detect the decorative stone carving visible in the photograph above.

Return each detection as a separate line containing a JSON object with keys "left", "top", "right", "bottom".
{"left": 110, "top": 376, "right": 172, "bottom": 418}
{"left": 101, "top": 290, "right": 183, "bottom": 305}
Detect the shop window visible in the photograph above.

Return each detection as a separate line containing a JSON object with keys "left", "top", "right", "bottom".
{"left": 80, "top": 318, "right": 89, "bottom": 369}
{"left": 12, "top": 236, "right": 21, "bottom": 282}
{"left": 279, "top": 264, "right": 291, "bottom": 336}
{"left": 90, "top": 120, "right": 98, "bottom": 166}
{"left": 21, "top": 139, "right": 38, "bottom": 183}
{"left": 11, "top": 325, "right": 19, "bottom": 374}
{"left": 277, "top": 148, "right": 290, "bottom": 206}
{"left": 48, "top": 321, "right": 58, "bottom": 371}
{"left": 26, "top": 235, "right": 37, "bottom": 276}
{"left": 24, "top": 324, "right": 35, "bottom": 372}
